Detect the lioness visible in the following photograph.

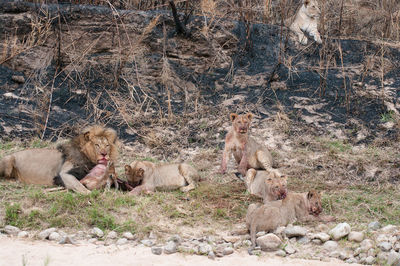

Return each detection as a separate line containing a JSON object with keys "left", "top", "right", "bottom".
{"left": 246, "top": 190, "right": 335, "bottom": 248}
{"left": 0, "top": 125, "right": 118, "bottom": 194}
{"left": 125, "top": 161, "right": 200, "bottom": 195}
{"left": 244, "top": 168, "right": 287, "bottom": 203}
{"left": 219, "top": 113, "right": 273, "bottom": 176}
{"left": 288, "top": 0, "right": 322, "bottom": 45}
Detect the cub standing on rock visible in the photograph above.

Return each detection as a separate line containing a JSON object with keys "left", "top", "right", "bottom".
{"left": 244, "top": 168, "right": 287, "bottom": 203}
{"left": 125, "top": 161, "right": 200, "bottom": 195}
{"left": 219, "top": 113, "right": 274, "bottom": 176}
{"left": 287, "top": 0, "right": 322, "bottom": 45}
{"left": 246, "top": 190, "right": 335, "bottom": 250}
{"left": 0, "top": 125, "right": 118, "bottom": 194}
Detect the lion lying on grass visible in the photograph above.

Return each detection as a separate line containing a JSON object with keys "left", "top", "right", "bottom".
{"left": 0, "top": 125, "right": 118, "bottom": 194}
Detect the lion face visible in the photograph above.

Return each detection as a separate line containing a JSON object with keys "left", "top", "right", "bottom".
{"left": 307, "top": 190, "right": 323, "bottom": 216}
{"left": 80, "top": 126, "right": 118, "bottom": 165}
{"left": 304, "top": 0, "right": 321, "bottom": 19}
{"left": 265, "top": 171, "right": 287, "bottom": 200}
{"left": 230, "top": 113, "right": 253, "bottom": 135}
{"left": 125, "top": 162, "right": 145, "bottom": 184}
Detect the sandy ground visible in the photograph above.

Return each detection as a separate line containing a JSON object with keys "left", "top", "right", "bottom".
{"left": 0, "top": 237, "right": 352, "bottom": 266}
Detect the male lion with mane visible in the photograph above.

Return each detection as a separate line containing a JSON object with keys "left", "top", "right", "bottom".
{"left": 0, "top": 125, "right": 118, "bottom": 194}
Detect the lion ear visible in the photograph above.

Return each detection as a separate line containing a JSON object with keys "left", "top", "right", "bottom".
{"left": 124, "top": 165, "right": 131, "bottom": 172}
{"left": 84, "top": 131, "right": 92, "bottom": 141}
{"left": 307, "top": 191, "right": 313, "bottom": 199}
{"left": 246, "top": 113, "right": 253, "bottom": 121}
{"left": 105, "top": 128, "right": 117, "bottom": 144}
{"left": 138, "top": 168, "right": 145, "bottom": 177}
{"left": 304, "top": 0, "right": 310, "bottom": 6}
{"left": 230, "top": 113, "right": 238, "bottom": 122}
{"left": 266, "top": 177, "right": 273, "bottom": 183}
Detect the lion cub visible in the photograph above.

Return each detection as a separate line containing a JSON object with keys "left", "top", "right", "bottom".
{"left": 246, "top": 190, "right": 335, "bottom": 248}
{"left": 219, "top": 113, "right": 273, "bottom": 176}
{"left": 125, "top": 161, "right": 200, "bottom": 195}
{"left": 244, "top": 169, "right": 287, "bottom": 203}
{"left": 80, "top": 161, "right": 118, "bottom": 190}
{"left": 287, "top": 0, "right": 322, "bottom": 45}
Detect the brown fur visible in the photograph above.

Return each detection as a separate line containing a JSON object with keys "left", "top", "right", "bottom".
{"left": 80, "top": 162, "right": 118, "bottom": 190}
{"left": 0, "top": 125, "right": 118, "bottom": 193}
{"left": 125, "top": 161, "right": 200, "bottom": 195}
{"left": 246, "top": 190, "right": 335, "bottom": 248}
{"left": 219, "top": 113, "right": 273, "bottom": 175}
{"left": 245, "top": 169, "right": 287, "bottom": 203}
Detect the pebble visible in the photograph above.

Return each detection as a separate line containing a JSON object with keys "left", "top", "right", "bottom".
{"left": 17, "top": 231, "right": 29, "bottom": 238}
{"left": 348, "top": 231, "right": 364, "bottom": 242}
{"left": 387, "top": 250, "right": 400, "bottom": 265}
{"left": 208, "top": 251, "right": 216, "bottom": 260}
{"left": 141, "top": 239, "right": 155, "bottom": 247}
{"left": 223, "top": 247, "right": 234, "bottom": 255}
{"left": 38, "top": 228, "right": 56, "bottom": 240}
{"left": 4, "top": 225, "right": 21, "bottom": 236}
{"left": 256, "top": 231, "right": 266, "bottom": 238}
{"left": 368, "top": 221, "right": 381, "bottom": 231}
{"left": 284, "top": 226, "right": 307, "bottom": 238}
{"left": 199, "top": 243, "right": 213, "bottom": 254}
{"left": 322, "top": 241, "right": 338, "bottom": 252}
{"left": 329, "top": 223, "right": 351, "bottom": 240}
{"left": 122, "top": 232, "right": 135, "bottom": 240}
{"left": 151, "top": 246, "right": 163, "bottom": 255}
{"left": 381, "top": 225, "right": 397, "bottom": 233}
{"left": 48, "top": 232, "right": 61, "bottom": 241}
{"left": 90, "top": 227, "right": 104, "bottom": 238}
{"left": 116, "top": 238, "right": 128, "bottom": 245}
{"left": 284, "top": 244, "right": 296, "bottom": 254}
{"left": 168, "top": 235, "right": 182, "bottom": 244}
{"left": 256, "top": 233, "right": 282, "bottom": 251}
{"left": 275, "top": 250, "right": 286, "bottom": 257}
{"left": 312, "top": 233, "right": 330, "bottom": 242}
{"left": 365, "top": 256, "right": 375, "bottom": 265}
{"left": 164, "top": 241, "right": 177, "bottom": 254}
{"left": 378, "top": 241, "right": 392, "bottom": 252}
{"left": 360, "top": 239, "right": 375, "bottom": 252}
{"left": 107, "top": 231, "right": 118, "bottom": 239}
{"left": 59, "top": 235, "right": 77, "bottom": 245}
{"left": 223, "top": 235, "right": 240, "bottom": 243}
{"left": 297, "top": 236, "right": 310, "bottom": 245}
{"left": 312, "top": 239, "right": 322, "bottom": 245}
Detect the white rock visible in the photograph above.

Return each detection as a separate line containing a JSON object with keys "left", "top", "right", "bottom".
{"left": 312, "top": 239, "right": 322, "bottom": 245}
{"left": 151, "top": 246, "right": 162, "bottom": 255}
{"left": 312, "top": 233, "right": 330, "bottom": 242}
{"left": 59, "top": 235, "right": 76, "bottom": 245}
{"left": 4, "top": 225, "right": 21, "bottom": 236}
{"left": 223, "top": 247, "right": 234, "bottom": 255}
{"left": 365, "top": 256, "right": 375, "bottom": 265}
{"left": 377, "top": 234, "right": 390, "bottom": 242}
{"left": 90, "top": 227, "right": 104, "bottom": 238}
{"left": 164, "top": 241, "right": 177, "bottom": 254}
{"left": 17, "top": 231, "right": 29, "bottom": 238}
{"left": 107, "top": 231, "right": 118, "bottom": 239}
{"left": 199, "top": 244, "right": 212, "bottom": 254}
{"left": 38, "top": 228, "right": 56, "bottom": 240}
{"left": 284, "top": 244, "right": 296, "bottom": 254}
{"left": 348, "top": 231, "right": 364, "bottom": 242}
{"left": 377, "top": 252, "right": 389, "bottom": 262}
{"left": 256, "top": 233, "right": 282, "bottom": 251}
{"left": 329, "top": 223, "right": 351, "bottom": 240}
{"left": 256, "top": 231, "right": 266, "bottom": 237}
{"left": 275, "top": 250, "right": 286, "bottom": 257}
{"left": 122, "top": 232, "right": 135, "bottom": 240}
{"left": 387, "top": 250, "right": 400, "bottom": 265}
{"left": 284, "top": 226, "right": 307, "bottom": 238}
{"left": 297, "top": 236, "right": 310, "bottom": 244}
{"left": 223, "top": 235, "right": 240, "bottom": 243}
{"left": 208, "top": 251, "right": 216, "bottom": 260}
{"left": 378, "top": 241, "right": 392, "bottom": 252}
{"left": 141, "top": 239, "right": 155, "bottom": 247}
{"left": 48, "top": 232, "right": 61, "bottom": 241}
{"left": 381, "top": 225, "right": 397, "bottom": 233}
{"left": 116, "top": 238, "right": 128, "bottom": 245}
{"left": 168, "top": 235, "right": 182, "bottom": 244}
{"left": 368, "top": 221, "right": 381, "bottom": 231}
{"left": 360, "top": 239, "right": 375, "bottom": 252}
{"left": 322, "top": 241, "right": 338, "bottom": 252}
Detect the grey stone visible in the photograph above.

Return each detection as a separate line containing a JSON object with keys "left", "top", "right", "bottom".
{"left": 289, "top": 237, "right": 297, "bottom": 244}
{"left": 48, "top": 232, "right": 61, "bottom": 241}
{"left": 348, "top": 231, "right": 364, "bottom": 242}
{"left": 116, "top": 238, "right": 128, "bottom": 245}
{"left": 339, "top": 251, "right": 350, "bottom": 260}
{"left": 387, "top": 250, "right": 400, "bottom": 266}
{"left": 312, "top": 233, "right": 330, "bottom": 242}
{"left": 223, "top": 235, "right": 240, "bottom": 243}
{"left": 354, "top": 247, "right": 362, "bottom": 256}
{"left": 381, "top": 225, "right": 397, "bottom": 233}
{"left": 297, "top": 236, "right": 310, "bottom": 245}
{"left": 329, "top": 251, "right": 340, "bottom": 258}
{"left": 17, "top": 231, "right": 29, "bottom": 238}
{"left": 284, "top": 226, "right": 307, "bottom": 238}
{"left": 256, "top": 231, "right": 266, "bottom": 238}
{"left": 11, "top": 75, "right": 25, "bottom": 83}
{"left": 360, "top": 239, "right": 374, "bottom": 252}
{"left": 151, "top": 246, "right": 163, "bottom": 255}
{"left": 122, "top": 232, "right": 135, "bottom": 240}
{"left": 4, "top": 225, "right": 21, "bottom": 236}
{"left": 368, "top": 221, "right": 381, "bottom": 231}
{"left": 284, "top": 244, "right": 296, "bottom": 254}
{"left": 329, "top": 223, "right": 351, "bottom": 240}
{"left": 107, "top": 231, "right": 118, "bottom": 239}
{"left": 141, "top": 239, "right": 155, "bottom": 247}
{"left": 378, "top": 241, "right": 393, "bottom": 252}
{"left": 90, "top": 227, "right": 104, "bottom": 238}
{"left": 38, "top": 228, "right": 56, "bottom": 240}
{"left": 345, "top": 258, "right": 358, "bottom": 264}
{"left": 312, "top": 239, "right": 322, "bottom": 245}
{"left": 256, "top": 233, "right": 282, "bottom": 251}
{"left": 377, "top": 252, "right": 389, "bottom": 262}
{"left": 59, "top": 236, "right": 76, "bottom": 245}
{"left": 168, "top": 235, "right": 182, "bottom": 244}
{"left": 223, "top": 247, "right": 234, "bottom": 256}
{"left": 322, "top": 241, "right": 338, "bottom": 252}
{"left": 164, "top": 241, "right": 177, "bottom": 254}
{"left": 88, "top": 238, "right": 97, "bottom": 244}
{"left": 208, "top": 251, "right": 216, "bottom": 260}
{"left": 365, "top": 256, "right": 375, "bottom": 265}
{"left": 199, "top": 244, "right": 212, "bottom": 254}
{"left": 275, "top": 250, "right": 286, "bottom": 257}
{"left": 377, "top": 234, "right": 390, "bottom": 242}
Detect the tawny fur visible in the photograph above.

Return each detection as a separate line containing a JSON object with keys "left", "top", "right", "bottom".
{"left": 244, "top": 168, "right": 287, "bottom": 203}
{"left": 0, "top": 125, "right": 118, "bottom": 194}
{"left": 125, "top": 161, "right": 200, "bottom": 195}
{"left": 287, "top": 0, "right": 322, "bottom": 45}
{"left": 246, "top": 190, "right": 335, "bottom": 248}
{"left": 219, "top": 113, "right": 273, "bottom": 176}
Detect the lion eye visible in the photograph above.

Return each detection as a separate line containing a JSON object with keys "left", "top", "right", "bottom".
{"left": 95, "top": 144, "right": 100, "bottom": 148}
